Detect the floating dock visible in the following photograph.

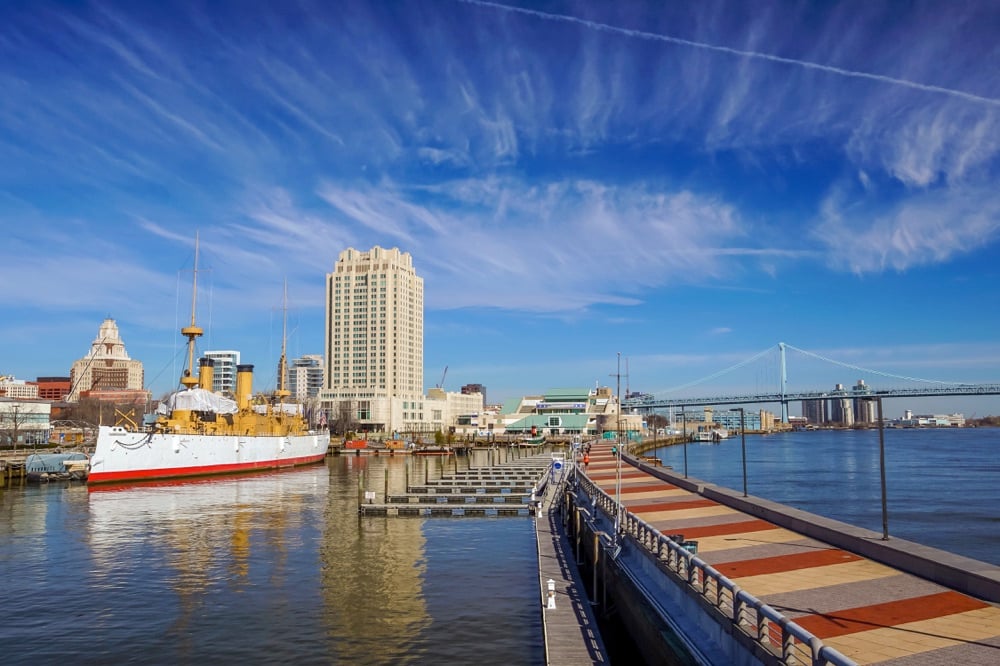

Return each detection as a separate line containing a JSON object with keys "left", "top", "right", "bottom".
{"left": 358, "top": 455, "right": 553, "bottom": 517}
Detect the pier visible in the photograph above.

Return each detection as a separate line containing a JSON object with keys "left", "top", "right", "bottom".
{"left": 1, "top": 458, "right": 27, "bottom": 485}
{"left": 565, "top": 440, "right": 1000, "bottom": 665}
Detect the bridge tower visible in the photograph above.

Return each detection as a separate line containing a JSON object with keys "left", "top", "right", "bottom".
{"left": 779, "top": 342, "right": 789, "bottom": 424}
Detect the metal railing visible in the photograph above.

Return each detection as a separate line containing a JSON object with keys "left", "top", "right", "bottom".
{"left": 575, "top": 474, "right": 855, "bottom": 666}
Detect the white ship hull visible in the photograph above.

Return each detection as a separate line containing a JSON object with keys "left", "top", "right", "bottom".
{"left": 89, "top": 425, "right": 329, "bottom": 484}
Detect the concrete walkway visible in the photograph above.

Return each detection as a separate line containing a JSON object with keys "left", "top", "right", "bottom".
{"left": 585, "top": 441, "right": 1000, "bottom": 665}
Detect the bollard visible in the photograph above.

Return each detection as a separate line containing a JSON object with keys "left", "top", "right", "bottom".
{"left": 546, "top": 579, "right": 556, "bottom": 610}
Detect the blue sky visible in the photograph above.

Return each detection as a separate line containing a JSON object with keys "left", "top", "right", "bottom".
{"left": 2, "top": 0, "right": 999, "bottom": 418}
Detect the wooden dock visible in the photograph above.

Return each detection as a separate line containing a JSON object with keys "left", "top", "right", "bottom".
{"left": 535, "top": 473, "right": 609, "bottom": 664}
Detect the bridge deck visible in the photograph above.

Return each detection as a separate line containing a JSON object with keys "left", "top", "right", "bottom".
{"left": 584, "top": 441, "right": 1000, "bottom": 665}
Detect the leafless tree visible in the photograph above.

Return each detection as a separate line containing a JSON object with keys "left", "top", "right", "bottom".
{"left": 0, "top": 403, "right": 28, "bottom": 451}
{"left": 329, "top": 400, "right": 356, "bottom": 436}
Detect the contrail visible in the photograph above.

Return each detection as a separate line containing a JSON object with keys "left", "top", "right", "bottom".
{"left": 458, "top": 0, "right": 1000, "bottom": 108}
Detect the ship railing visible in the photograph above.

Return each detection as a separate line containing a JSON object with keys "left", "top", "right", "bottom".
{"left": 575, "top": 474, "right": 854, "bottom": 666}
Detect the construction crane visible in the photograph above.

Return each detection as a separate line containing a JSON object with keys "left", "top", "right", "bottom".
{"left": 436, "top": 366, "right": 448, "bottom": 389}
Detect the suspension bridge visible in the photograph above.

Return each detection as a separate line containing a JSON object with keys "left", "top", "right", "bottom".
{"left": 623, "top": 342, "right": 1000, "bottom": 421}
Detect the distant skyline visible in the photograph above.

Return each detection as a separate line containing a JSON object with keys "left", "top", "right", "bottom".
{"left": 2, "top": 1, "right": 999, "bottom": 419}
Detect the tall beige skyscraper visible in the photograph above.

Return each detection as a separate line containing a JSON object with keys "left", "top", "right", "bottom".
{"left": 321, "top": 247, "right": 424, "bottom": 435}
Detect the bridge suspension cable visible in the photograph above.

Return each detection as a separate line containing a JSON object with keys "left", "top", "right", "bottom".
{"left": 782, "top": 343, "right": 966, "bottom": 385}
{"left": 657, "top": 345, "right": 778, "bottom": 394}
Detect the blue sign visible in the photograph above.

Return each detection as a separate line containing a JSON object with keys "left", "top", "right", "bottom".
{"left": 553, "top": 461, "right": 562, "bottom": 470}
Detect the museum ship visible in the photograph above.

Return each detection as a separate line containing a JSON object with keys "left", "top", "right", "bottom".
{"left": 88, "top": 241, "right": 329, "bottom": 485}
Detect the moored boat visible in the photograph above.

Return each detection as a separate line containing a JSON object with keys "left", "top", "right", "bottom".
{"left": 88, "top": 240, "right": 329, "bottom": 485}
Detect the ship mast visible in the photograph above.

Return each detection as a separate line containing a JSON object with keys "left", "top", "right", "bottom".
{"left": 275, "top": 278, "right": 290, "bottom": 402}
{"left": 180, "top": 233, "right": 203, "bottom": 389}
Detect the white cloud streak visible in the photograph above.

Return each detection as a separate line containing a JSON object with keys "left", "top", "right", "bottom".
{"left": 458, "top": 0, "right": 1000, "bottom": 107}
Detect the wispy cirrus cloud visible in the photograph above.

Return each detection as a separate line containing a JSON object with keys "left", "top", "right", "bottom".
{"left": 309, "top": 175, "right": 809, "bottom": 311}
{"left": 814, "top": 185, "right": 1000, "bottom": 273}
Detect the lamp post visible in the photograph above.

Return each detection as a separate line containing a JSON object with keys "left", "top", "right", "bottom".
{"left": 614, "top": 352, "right": 623, "bottom": 542}
{"left": 682, "top": 406, "right": 688, "bottom": 478}
{"left": 877, "top": 397, "right": 889, "bottom": 540}
{"left": 738, "top": 407, "right": 747, "bottom": 497}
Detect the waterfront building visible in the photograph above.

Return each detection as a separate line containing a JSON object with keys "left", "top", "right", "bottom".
{"left": 288, "top": 355, "right": 325, "bottom": 400}
{"left": 203, "top": 350, "right": 240, "bottom": 396}
{"left": 496, "top": 387, "right": 640, "bottom": 438}
{"left": 425, "top": 387, "right": 485, "bottom": 436}
{"left": 899, "top": 413, "right": 966, "bottom": 427}
{"left": 827, "top": 383, "right": 855, "bottom": 426}
{"left": 711, "top": 409, "right": 766, "bottom": 432}
{"left": 68, "top": 319, "right": 144, "bottom": 402}
{"left": 0, "top": 398, "right": 51, "bottom": 446}
{"left": 801, "top": 396, "right": 828, "bottom": 424}
{"left": 852, "top": 379, "right": 877, "bottom": 424}
{"left": 320, "top": 247, "right": 426, "bottom": 435}
{"left": 0, "top": 377, "right": 39, "bottom": 399}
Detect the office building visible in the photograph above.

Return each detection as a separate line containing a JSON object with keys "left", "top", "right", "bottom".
{"left": 0, "top": 377, "right": 39, "bottom": 399}
{"left": 68, "top": 319, "right": 144, "bottom": 402}
{"left": 33, "top": 377, "right": 71, "bottom": 401}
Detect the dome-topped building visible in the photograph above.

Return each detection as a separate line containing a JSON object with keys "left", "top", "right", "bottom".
{"left": 68, "top": 318, "right": 145, "bottom": 402}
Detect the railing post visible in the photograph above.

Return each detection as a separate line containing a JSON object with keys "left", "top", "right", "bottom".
{"left": 592, "top": 532, "right": 600, "bottom": 603}
{"left": 783, "top": 624, "right": 794, "bottom": 662}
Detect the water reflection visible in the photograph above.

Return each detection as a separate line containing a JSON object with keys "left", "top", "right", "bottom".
{"left": 320, "top": 455, "right": 430, "bottom": 665}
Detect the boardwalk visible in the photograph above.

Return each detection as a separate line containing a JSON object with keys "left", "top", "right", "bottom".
{"left": 535, "top": 474, "right": 609, "bottom": 665}
{"left": 584, "top": 441, "right": 1000, "bottom": 665}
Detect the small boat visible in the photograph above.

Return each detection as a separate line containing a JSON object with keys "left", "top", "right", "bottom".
{"left": 88, "top": 240, "right": 329, "bottom": 485}
{"left": 25, "top": 452, "right": 90, "bottom": 482}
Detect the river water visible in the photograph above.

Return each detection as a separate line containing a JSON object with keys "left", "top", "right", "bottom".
{"left": 0, "top": 453, "right": 544, "bottom": 665}
{"left": 649, "top": 426, "right": 1000, "bottom": 566}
